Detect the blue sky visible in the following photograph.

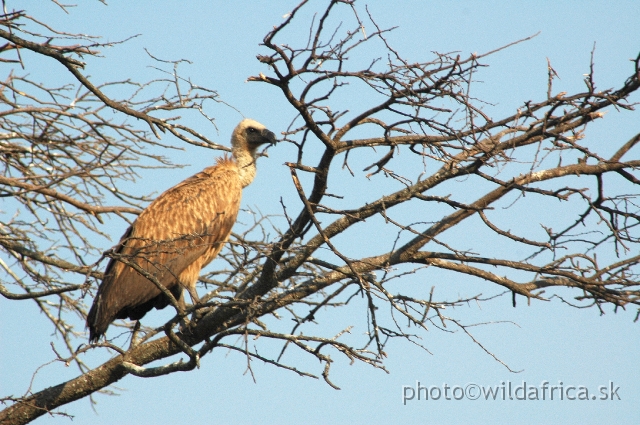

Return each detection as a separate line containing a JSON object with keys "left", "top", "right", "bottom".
{"left": 1, "top": 1, "right": 639, "bottom": 424}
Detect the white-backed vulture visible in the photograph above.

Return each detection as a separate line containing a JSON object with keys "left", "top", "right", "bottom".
{"left": 87, "top": 119, "right": 276, "bottom": 342}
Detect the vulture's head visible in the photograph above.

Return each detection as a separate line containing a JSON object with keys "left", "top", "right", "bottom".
{"left": 231, "top": 118, "right": 277, "bottom": 187}
{"left": 231, "top": 118, "right": 277, "bottom": 156}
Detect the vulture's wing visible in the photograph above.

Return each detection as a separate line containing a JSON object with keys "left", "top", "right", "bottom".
{"left": 87, "top": 159, "right": 242, "bottom": 340}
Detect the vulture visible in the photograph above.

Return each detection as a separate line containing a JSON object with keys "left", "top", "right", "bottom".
{"left": 87, "top": 119, "right": 276, "bottom": 342}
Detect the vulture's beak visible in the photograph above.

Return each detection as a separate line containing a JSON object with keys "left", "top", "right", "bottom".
{"left": 262, "top": 128, "right": 277, "bottom": 146}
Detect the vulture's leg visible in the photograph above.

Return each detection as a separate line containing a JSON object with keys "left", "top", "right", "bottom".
{"left": 186, "top": 285, "right": 204, "bottom": 325}
{"left": 176, "top": 285, "right": 201, "bottom": 332}
{"left": 186, "top": 285, "right": 201, "bottom": 306}
{"left": 129, "top": 320, "right": 141, "bottom": 349}
{"left": 173, "top": 288, "right": 190, "bottom": 331}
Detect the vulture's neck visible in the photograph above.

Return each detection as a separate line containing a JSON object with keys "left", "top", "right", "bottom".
{"left": 233, "top": 147, "right": 258, "bottom": 188}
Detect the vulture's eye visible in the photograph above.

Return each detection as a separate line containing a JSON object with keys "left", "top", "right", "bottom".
{"left": 247, "top": 127, "right": 257, "bottom": 133}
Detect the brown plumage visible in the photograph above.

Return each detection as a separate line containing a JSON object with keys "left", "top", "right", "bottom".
{"left": 87, "top": 119, "right": 276, "bottom": 342}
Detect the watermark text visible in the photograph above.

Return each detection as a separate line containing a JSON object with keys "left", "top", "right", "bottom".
{"left": 402, "top": 381, "right": 620, "bottom": 405}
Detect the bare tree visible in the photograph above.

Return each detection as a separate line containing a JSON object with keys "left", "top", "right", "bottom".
{"left": 1, "top": 1, "right": 639, "bottom": 423}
